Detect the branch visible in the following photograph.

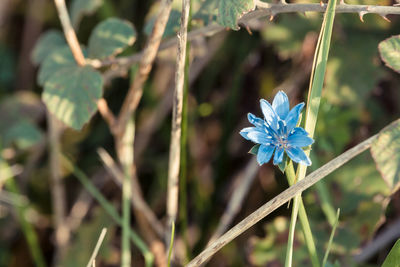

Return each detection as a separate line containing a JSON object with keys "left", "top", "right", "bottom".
{"left": 186, "top": 133, "right": 377, "bottom": 267}
{"left": 93, "top": 3, "right": 400, "bottom": 70}
{"left": 114, "top": 0, "right": 174, "bottom": 136}
{"left": 166, "top": 0, "right": 190, "bottom": 244}
{"left": 86, "top": 228, "right": 107, "bottom": 267}
{"left": 53, "top": 0, "right": 85, "bottom": 66}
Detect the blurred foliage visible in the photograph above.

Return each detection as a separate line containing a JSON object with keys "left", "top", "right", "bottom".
{"left": 0, "top": 0, "right": 400, "bottom": 266}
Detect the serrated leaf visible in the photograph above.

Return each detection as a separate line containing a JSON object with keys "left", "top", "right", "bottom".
{"left": 217, "top": 0, "right": 255, "bottom": 30}
{"left": 38, "top": 46, "right": 81, "bottom": 86}
{"left": 371, "top": 119, "right": 400, "bottom": 193}
{"left": 382, "top": 239, "right": 400, "bottom": 267}
{"left": 42, "top": 66, "right": 103, "bottom": 130}
{"left": 70, "top": 0, "right": 103, "bottom": 30}
{"left": 379, "top": 35, "right": 400, "bottom": 73}
{"left": 31, "top": 30, "right": 66, "bottom": 65}
{"left": 88, "top": 18, "right": 136, "bottom": 59}
{"left": 249, "top": 144, "right": 260, "bottom": 155}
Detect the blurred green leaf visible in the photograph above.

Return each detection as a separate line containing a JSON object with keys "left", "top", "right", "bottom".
{"left": 42, "top": 66, "right": 103, "bottom": 130}
{"left": 31, "top": 30, "right": 66, "bottom": 65}
{"left": 0, "top": 92, "right": 44, "bottom": 149}
{"left": 261, "top": 14, "right": 317, "bottom": 60}
{"left": 70, "top": 0, "right": 103, "bottom": 30}
{"left": 62, "top": 207, "right": 113, "bottom": 267}
{"left": 0, "top": 45, "right": 16, "bottom": 91}
{"left": 38, "top": 46, "right": 84, "bottom": 86}
{"left": 325, "top": 33, "right": 384, "bottom": 106}
{"left": 4, "top": 120, "right": 42, "bottom": 149}
{"left": 379, "top": 35, "right": 400, "bottom": 74}
{"left": 382, "top": 239, "right": 400, "bottom": 267}
{"left": 88, "top": 17, "right": 136, "bottom": 59}
{"left": 217, "top": 0, "right": 255, "bottom": 30}
{"left": 371, "top": 119, "right": 400, "bottom": 193}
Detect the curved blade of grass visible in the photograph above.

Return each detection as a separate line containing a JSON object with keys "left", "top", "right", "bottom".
{"left": 61, "top": 156, "right": 154, "bottom": 267}
{"left": 286, "top": 0, "right": 337, "bottom": 266}
{"left": 322, "top": 209, "right": 340, "bottom": 267}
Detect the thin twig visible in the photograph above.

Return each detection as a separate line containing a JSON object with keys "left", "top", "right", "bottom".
{"left": 53, "top": 0, "right": 85, "bottom": 66}
{"left": 92, "top": 3, "right": 400, "bottom": 70}
{"left": 186, "top": 133, "right": 377, "bottom": 267}
{"left": 97, "top": 148, "right": 165, "bottom": 238}
{"left": 166, "top": 0, "right": 191, "bottom": 246}
{"left": 48, "top": 113, "right": 69, "bottom": 265}
{"left": 86, "top": 228, "right": 108, "bottom": 267}
{"left": 97, "top": 98, "right": 116, "bottom": 129}
{"left": 114, "top": 0, "right": 174, "bottom": 137}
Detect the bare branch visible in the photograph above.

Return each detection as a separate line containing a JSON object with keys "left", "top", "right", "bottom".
{"left": 53, "top": 0, "right": 85, "bottom": 66}
{"left": 93, "top": 3, "right": 400, "bottom": 70}
{"left": 115, "top": 0, "right": 174, "bottom": 136}
{"left": 186, "top": 133, "right": 377, "bottom": 267}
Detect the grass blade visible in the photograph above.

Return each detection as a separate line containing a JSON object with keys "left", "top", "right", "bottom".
{"left": 322, "top": 209, "right": 340, "bottom": 267}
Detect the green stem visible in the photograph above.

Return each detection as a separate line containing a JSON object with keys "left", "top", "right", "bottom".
{"left": 167, "top": 221, "right": 176, "bottom": 267}
{"left": 322, "top": 209, "right": 340, "bottom": 267}
{"left": 0, "top": 160, "right": 46, "bottom": 267}
{"left": 285, "top": 192, "right": 300, "bottom": 267}
{"left": 286, "top": 162, "right": 320, "bottom": 267}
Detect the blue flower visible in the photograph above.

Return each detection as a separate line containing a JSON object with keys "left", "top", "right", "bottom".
{"left": 240, "top": 91, "right": 314, "bottom": 166}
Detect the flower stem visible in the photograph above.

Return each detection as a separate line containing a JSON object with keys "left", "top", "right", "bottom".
{"left": 286, "top": 161, "right": 320, "bottom": 267}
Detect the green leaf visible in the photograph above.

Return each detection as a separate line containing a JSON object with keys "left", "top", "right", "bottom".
{"left": 249, "top": 144, "right": 260, "bottom": 155}
{"left": 88, "top": 18, "right": 136, "bottom": 59}
{"left": 371, "top": 119, "right": 400, "bottom": 193}
{"left": 70, "top": 0, "right": 103, "bottom": 30}
{"left": 278, "top": 154, "right": 288, "bottom": 173}
{"left": 38, "top": 46, "right": 80, "bottom": 86}
{"left": 382, "top": 239, "right": 400, "bottom": 267}
{"left": 31, "top": 30, "right": 66, "bottom": 65}
{"left": 379, "top": 35, "right": 400, "bottom": 73}
{"left": 217, "top": 0, "right": 255, "bottom": 30}
{"left": 4, "top": 120, "right": 42, "bottom": 149}
{"left": 42, "top": 66, "right": 103, "bottom": 130}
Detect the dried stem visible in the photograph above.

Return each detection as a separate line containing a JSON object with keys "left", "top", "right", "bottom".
{"left": 92, "top": 3, "right": 400, "bottom": 70}
{"left": 186, "top": 133, "right": 377, "bottom": 267}
{"left": 86, "top": 228, "right": 107, "bottom": 267}
{"left": 166, "top": 0, "right": 190, "bottom": 245}
{"left": 47, "top": 113, "right": 69, "bottom": 265}
{"left": 53, "top": 0, "right": 85, "bottom": 66}
{"left": 115, "top": 0, "right": 174, "bottom": 136}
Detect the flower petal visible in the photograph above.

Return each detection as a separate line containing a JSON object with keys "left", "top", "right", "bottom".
{"left": 257, "top": 145, "right": 275, "bottom": 165}
{"left": 273, "top": 147, "right": 284, "bottom": 165}
{"left": 247, "top": 113, "right": 264, "bottom": 128}
{"left": 260, "top": 99, "right": 279, "bottom": 131}
{"left": 288, "top": 130, "right": 314, "bottom": 147}
{"left": 240, "top": 127, "right": 264, "bottom": 140}
{"left": 247, "top": 131, "right": 272, "bottom": 145}
{"left": 285, "top": 102, "right": 305, "bottom": 132}
{"left": 272, "top": 91, "right": 290, "bottom": 119}
{"left": 286, "top": 146, "right": 312, "bottom": 166}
